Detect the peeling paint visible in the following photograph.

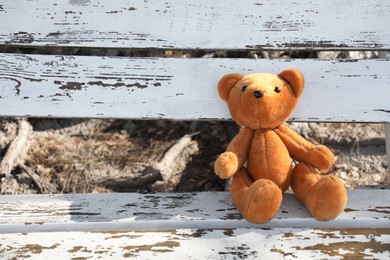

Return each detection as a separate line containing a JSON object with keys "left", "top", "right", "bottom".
{"left": 1, "top": 1, "right": 389, "bottom": 49}
{"left": 67, "top": 246, "right": 92, "bottom": 253}
{"left": 55, "top": 81, "right": 85, "bottom": 91}
{"left": 17, "top": 243, "right": 60, "bottom": 255}
{"left": 0, "top": 77, "right": 22, "bottom": 95}
{"left": 46, "top": 32, "right": 62, "bottom": 37}
{"left": 368, "top": 207, "right": 390, "bottom": 214}
{"left": 122, "top": 241, "right": 180, "bottom": 257}
{"left": 0, "top": 53, "right": 389, "bottom": 121}
{"left": 223, "top": 229, "right": 234, "bottom": 236}
{"left": 88, "top": 81, "right": 148, "bottom": 89}
{"left": 68, "top": 212, "right": 101, "bottom": 216}
{"left": 296, "top": 240, "right": 389, "bottom": 258}
{"left": 1, "top": 228, "right": 388, "bottom": 259}
{"left": 375, "top": 109, "right": 390, "bottom": 114}
{"left": 9, "top": 32, "right": 34, "bottom": 44}
{"left": 106, "top": 10, "right": 121, "bottom": 14}
{"left": 221, "top": 213, "right": 243, "bottom": 220}
{"left": 0, "top": 1, "right": 389, "bottom": 256}
{"left": 344, "top": 208, "right": 359, "bottom": 212}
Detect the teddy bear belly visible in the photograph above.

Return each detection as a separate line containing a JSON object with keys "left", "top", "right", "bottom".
{"left": 247, "top": 130, "right": 292, "bottom": 191}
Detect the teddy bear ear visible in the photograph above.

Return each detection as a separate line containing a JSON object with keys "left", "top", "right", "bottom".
{"left": 278, "top": 69, "right": 304, "bottom": 98}
{"left": 217, "top": 74, "right": 243, "bottom": 101}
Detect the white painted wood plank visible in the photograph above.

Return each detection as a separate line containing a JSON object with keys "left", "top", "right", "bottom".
{"left": 0, "top": 54, "right": 389, "bottom": 122}
{"left": 0, "top": 0, "right": 389, "bottom": 50}
{"left": 0, "top": 190, "right": 389, "bottom": 234}
{"left": 1, "top": 228, "right": 389, "bottom": 259}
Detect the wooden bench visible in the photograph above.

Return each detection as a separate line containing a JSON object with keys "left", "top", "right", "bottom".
{"left": 0, "top": 0, "right": 389, "bottom": 258}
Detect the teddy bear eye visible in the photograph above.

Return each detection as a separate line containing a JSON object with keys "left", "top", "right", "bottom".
{"left": 242, "top": 86, "right": 247, "bottom": 92}
{"left": 274, "top": 87, "right": 281, "bottom": 93}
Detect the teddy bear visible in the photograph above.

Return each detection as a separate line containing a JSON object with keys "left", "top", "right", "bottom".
{"left": 214, "top": 68, "right": 347, "bottom": 223}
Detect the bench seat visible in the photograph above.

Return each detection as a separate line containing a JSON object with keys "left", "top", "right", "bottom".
{"left": 0, "top": 190, "right": 389, "bottom": 258}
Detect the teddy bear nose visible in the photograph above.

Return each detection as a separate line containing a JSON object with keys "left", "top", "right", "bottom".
{"left": 254, "top": 91, "right": 263, "bottom": 98}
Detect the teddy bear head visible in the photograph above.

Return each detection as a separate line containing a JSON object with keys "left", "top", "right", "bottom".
{"left": 218, "top": 69, "right": 304, "bottom": 129}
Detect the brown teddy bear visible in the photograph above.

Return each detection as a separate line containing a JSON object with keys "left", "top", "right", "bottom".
{"left": 214, "top": 69, "right": 347, "bottom": 223}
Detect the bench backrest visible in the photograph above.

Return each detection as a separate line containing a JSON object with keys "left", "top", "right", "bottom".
{"left": 0, "top": 0, "right": 389, "bottom": 123}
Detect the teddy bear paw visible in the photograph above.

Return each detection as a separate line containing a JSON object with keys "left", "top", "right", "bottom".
{"left": 307, "top": 145, "right": 336, "bottom": 173}
{"left": 214, "top": 152, "right": 238, "bottom": 179}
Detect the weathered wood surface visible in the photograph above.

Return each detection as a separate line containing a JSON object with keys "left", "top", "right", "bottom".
{"left": 0, "top": 2, "right": 389, "bottom": 259}
{"left": 0, "top": 191, "right": 389, "bottom": 234}
{"left": 1, "top": 228, "right": 389, "bottom": 259}
{"left": 0, "top": 0, "right": 389, "bottom": 50}
{"left": 0, "top": 191, "right": 389, "bottom": 259}
{"left": 0, "top": 54, "right": 389, "bottom": 122}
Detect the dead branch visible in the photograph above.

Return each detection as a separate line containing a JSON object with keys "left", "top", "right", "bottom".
{"left": 0, "top": 119, "right": 32, "bottom": 177}
{"left": 154, "top": 134, "right": 193, "bottom": 172}
{"left": 150, "top": 134, "right": 196, "bottom": 191}
{"left": 19, "top": 163, "right": 57, "bottom": 194}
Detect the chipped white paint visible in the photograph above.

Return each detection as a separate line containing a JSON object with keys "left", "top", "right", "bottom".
{"left": 0, "top": 191, "right": 389, "bottom": 234}
{"left": 1, "top": 228, "right": 389, "bottom": 259}
{"left": 0, "top": 1, "right": 389, "bottom": 259}
{"left": 0, "top": 0, "right": 389, "bottom": 50}
{"left": 0, "top": 191, "right": 389, "bottom": 259}
{"left": 0, "top": 54, "right": 389, "bottom": 122}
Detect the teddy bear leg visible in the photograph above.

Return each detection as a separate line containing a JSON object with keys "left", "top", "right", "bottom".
{"left": 230, "top": 167, "right": 282, "bottom": 223}
{"left": 292, "top": 163, "right": 347, "bottom": 221}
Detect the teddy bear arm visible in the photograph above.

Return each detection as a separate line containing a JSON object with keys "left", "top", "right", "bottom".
{"left": 214, "top": 127, "right": 254, "bottom": 179}
{"left": 274, "top": 125, "right": 335, "bottom": 172}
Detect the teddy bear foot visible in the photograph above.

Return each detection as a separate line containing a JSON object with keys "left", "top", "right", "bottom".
{"left": 306, "top": 175, "right": 347, "bottom": 221}
{"left": 292, "top": 163, "right": 347, "bottom": 221}
{"left": 230, "top": 167, "right": 282, "bottom": 223}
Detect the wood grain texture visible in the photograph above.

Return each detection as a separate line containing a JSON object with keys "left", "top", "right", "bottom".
{"left": 0, "top": 191, "right": 389, "bottom": 259}
{"left": 0, "top": 0, "right": 389, "bottom": 50}
{"left": 0, "top": 54, "right": 389, "bottom": 122}
{"left": 0, "top": 2, "right": 389, "bottom": 259}
{"left": 0, "top": 190, "right": 389, "bottom": 234}
{"left": 1, "top": 228, "right": 389, "bottom": 259}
